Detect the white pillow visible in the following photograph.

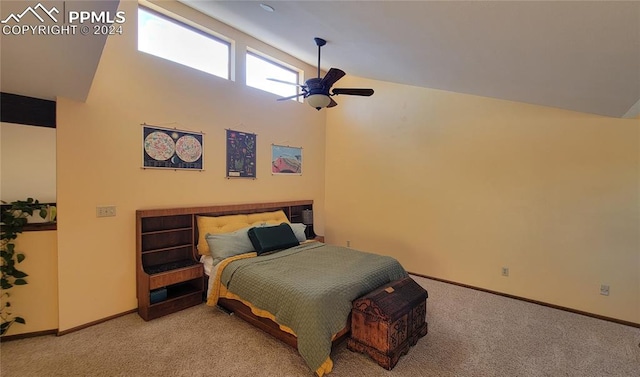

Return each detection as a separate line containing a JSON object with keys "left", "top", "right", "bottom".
{"left": 289, "top": 223, "right": 307, "bottom": 242}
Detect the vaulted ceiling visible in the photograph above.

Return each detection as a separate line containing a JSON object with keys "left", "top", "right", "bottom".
{"left": 1, "top": 1, "right": 638, "bottom": 118}
{"left": 180, "top": 0, "right": 640, "bottom": 118}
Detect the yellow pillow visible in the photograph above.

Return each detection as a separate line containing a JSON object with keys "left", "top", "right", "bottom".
{"left": 246, "top": 210, "right": 289, "bottom": 224}
{"left": 196, "top": 210, "right": 290, "bottom": 255}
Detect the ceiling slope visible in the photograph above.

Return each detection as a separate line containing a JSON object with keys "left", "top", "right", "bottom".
{"left": 0, "top": 1, "right": 120, "bottom": 102}
{"left": 181, "top": 0, "right": 640, "bottom": 118}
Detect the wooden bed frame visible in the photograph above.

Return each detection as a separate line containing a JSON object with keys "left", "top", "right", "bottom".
{"left": 217, "top": 297, "right": 350, "bottom": 349}
{"left": 194, "top": 200, "right": 351, "bottom": 349}
{"left": 136, "top": 200, "right": 350, "bottom": 349}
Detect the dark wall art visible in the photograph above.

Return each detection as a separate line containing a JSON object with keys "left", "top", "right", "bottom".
{"left": 142, "top": 125, "right": 204, "bottom": 170}
{"left": 226, "top": 129, "right": 256, "bottom": 178}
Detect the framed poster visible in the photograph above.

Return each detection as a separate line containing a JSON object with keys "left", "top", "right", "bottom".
{"left": 226, "top": 129, "right": 256, "bottom": 178}
{"left": 142, "top": 125, "right": 203, "bottom": 170}
{"left": 272, "top": 144, "right": 302, "bottom": 175}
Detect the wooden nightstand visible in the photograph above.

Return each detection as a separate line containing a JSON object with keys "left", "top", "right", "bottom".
{"left": 136, "top": 211, "right": 204, "bottom": 321}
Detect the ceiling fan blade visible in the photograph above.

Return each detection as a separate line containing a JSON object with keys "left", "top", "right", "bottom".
{"left": 332, "top": 88, "right": 374, "bottom": 96}
{"left": 268, "top": 78, "right": 304, "bottom": 87}
{"left": 327, "top": 98, "right": 338, "bottom": 108}
{"left": 320, "top": 68, "right": 346, "bottom": 88}
{"left": 277, "top": 92, "right": 305, "bottom": 101}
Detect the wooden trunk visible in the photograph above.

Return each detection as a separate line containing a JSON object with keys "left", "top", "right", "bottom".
{"left": 347, "top": 277, "right": 428, "bottom": 370}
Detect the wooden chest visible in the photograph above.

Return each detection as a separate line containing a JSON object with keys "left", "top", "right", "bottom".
{"left": 347, "top": 277, "right": 428, "bottom": 370}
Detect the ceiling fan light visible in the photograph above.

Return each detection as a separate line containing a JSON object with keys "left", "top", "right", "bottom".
{"left": 307, "top": 94, "right": 331, "bottom": 110}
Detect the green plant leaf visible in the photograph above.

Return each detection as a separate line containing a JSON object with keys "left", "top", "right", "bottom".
{"left": 12, "top": 269, "right": 28, "bottom": 278}
{"left": 1, "top": 321, "right": 11, "bottom": 335}
{"left": 1, "top": 198, "right": 43, "bottom": 332}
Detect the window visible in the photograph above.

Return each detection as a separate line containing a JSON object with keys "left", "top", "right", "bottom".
{"left": 246, "top": 51, "right": 300, "bottom": 99}
{"left": 138, "top": 7, "right": 230, "bottom": 79}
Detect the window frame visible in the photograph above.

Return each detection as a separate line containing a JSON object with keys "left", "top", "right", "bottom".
{"left": 245, "top": 48, "right": 303, "bottom": 102}
{"left": 137, "top": 5, "right": 232, "bottom": 80}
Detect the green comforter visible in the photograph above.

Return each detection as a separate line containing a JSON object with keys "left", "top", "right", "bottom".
{"left": 220, "top": 242, "right": 408, "bottom": 374}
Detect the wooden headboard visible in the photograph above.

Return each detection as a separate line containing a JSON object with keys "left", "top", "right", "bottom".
{"left": 135, "top": 200, "right": 313, "bottom": 320}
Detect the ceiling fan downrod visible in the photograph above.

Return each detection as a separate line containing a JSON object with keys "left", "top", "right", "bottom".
{"left": 314, "top": 37, "right": 326, "bottom": 79}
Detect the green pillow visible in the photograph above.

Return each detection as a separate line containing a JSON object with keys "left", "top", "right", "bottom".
{"left": 248, "top": 223, "right": 300, "bottom": 255}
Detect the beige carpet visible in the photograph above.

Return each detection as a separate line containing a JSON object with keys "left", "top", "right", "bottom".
{"left": 1, "top": 275, "right": 639, "bottom": 376}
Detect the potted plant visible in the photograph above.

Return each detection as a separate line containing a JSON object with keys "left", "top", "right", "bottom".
{"left": 1, "top": 198, "right": 49, "bottom": 336}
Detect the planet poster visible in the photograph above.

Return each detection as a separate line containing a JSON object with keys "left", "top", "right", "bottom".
{"left": 142, "top": 125, "right": 203, "bottom": 170}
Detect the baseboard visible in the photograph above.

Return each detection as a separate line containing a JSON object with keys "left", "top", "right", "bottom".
{"left": 56, "top": 308, "right": 137, "bottom": 336}
{"left": 0, "top": 329, "right": 57, "bottom": 342}
{"left": 409, "top": 272, "right": 640, "bottom": 329}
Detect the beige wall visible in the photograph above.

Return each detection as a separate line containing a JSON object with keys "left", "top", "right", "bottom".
{"left": 5, "top": 0, "right": 639, "bottom": 335}
{"left": 3, "top": 231, "right": 58, "bottom": 336}
{"left": 55, "top": 1, "right": 326, "bottom": 332}
{"left": 1, "top": 119, "right": 58, "bottom": 337}
{"left": 326, "top": 76, "right": 639, "bottom": 323}
{"left": 0, "top": 122, "right": 56, "bottom": 203}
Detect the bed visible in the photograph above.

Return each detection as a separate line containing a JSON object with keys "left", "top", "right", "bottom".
{"left": 193, "top": 202, "right": 408, "bottom": 376}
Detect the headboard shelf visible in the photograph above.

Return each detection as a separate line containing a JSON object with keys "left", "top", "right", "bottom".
{"left": 137, "top": 200, "right": 313, "bottom": 218}
{"left": 141, "top": 244, "right": 193, "bottom": 254}
{"left": 141, "top": 215, "right": 192, "bottom": 233}
{"left": 135, "top": 200, "right": 314, "bottom": 321}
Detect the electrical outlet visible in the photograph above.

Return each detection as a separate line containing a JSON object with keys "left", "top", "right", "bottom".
{"left": 346, "top": 240, "right": 351, "bottom": 247}
{"left": 501, "top": 267, "right": 509, "bottom": 277}
{"left": 96, "top": 205, "right": 116, "bottom": 217}
{"left": 600, "top": 284, "right": 610, "bottom": 296}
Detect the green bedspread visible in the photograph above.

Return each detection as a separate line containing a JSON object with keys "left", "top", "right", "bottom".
{"left": 220, "top": 242, "right": 408, "bottom": 374}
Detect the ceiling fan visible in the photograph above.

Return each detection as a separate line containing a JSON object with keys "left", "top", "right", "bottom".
{"left": 269, "top": 37, "right": 374, "bottom": 110}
